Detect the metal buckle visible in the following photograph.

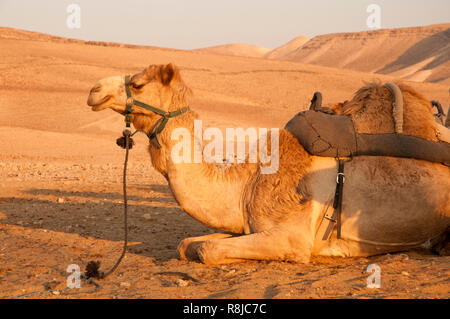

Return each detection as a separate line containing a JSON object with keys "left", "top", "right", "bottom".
{"left": 336, "top": 172, "right": 345, "bottom": 184}
{"left": 324, "top": 214, "right": 336, "bottom": 223}
{"left": 126, "top": 97, "right": 134, "bottom": 107}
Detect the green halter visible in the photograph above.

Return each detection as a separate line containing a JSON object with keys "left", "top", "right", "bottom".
{"left": 124, "top": 74, "right": 190, "bottom": 147}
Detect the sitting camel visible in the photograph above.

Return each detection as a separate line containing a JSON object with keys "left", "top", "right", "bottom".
{"left": 87, "top": 63, "right": 450, "bottom": 264}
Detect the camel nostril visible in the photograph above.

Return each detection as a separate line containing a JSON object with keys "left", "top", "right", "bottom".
{"left": 90, "top": 84, "right": 102, "bottom": 94}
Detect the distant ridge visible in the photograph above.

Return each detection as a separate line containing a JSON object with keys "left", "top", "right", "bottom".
{"left": 0, "top": 27, "right": 176, "bottom": 51}
{"left": 267, "top": 24, "right": 450, "bottom": 84}
{"left": 194, "top": 43, "right": 271, "bottom": 58}
{"left": 2, "top": 24, "right": 449, "bottom": 84}
{"left": 264, "top": 36, "right": 309, "bottom": 60}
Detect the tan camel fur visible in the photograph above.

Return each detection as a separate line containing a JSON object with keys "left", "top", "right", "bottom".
{"left": 87, "top": 64, "right": 450, "bottom": 264}
{"left": 328, "top": 83, "right": 450, "bottom": 143}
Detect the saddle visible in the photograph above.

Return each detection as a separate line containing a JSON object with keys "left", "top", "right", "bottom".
{"left": 285, "top": 109, "right": 450, "bottom": 166}
{"left": 287, "top": 88, "right": 450, "bottom": 166}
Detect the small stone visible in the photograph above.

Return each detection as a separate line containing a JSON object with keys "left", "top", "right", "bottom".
{"left": 52, "top": 290, "right": 60, "bottom": 295}
{"left": 57, "top": 198, "right": 64, "bottom": 203}
{"left": 401, "top": 271, "right": 410, "bottom": 276}
{"left": 175, "top": 279, "right": 189, "bottom": 287}
{"left": 400, "top": 253, "right": 409, "bottom": 260}
{"left": 143, "top": 214, "right": 152, "bottom": 220}
{"left": 120, "top": 281, "right": 131, "bottom": 288}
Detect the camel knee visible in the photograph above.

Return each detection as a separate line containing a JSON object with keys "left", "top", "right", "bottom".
{"left": 177, "top": 233, "right": 235, "bottom": 261}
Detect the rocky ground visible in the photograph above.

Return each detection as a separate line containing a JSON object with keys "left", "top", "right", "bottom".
{"left": 1, "top": 159, "right": 449, "bottom": 299}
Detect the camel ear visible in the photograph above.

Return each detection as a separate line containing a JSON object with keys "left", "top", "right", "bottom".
{"left": 160, "top": 63, "right": 177, "bottom": 86}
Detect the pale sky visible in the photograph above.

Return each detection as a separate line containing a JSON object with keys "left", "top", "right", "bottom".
{"left": 0, "top": 0, "right": 449, "bottom": 49}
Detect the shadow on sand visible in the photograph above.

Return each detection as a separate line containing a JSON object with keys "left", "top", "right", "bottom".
{"left": 0, "top": 186, "right": 214, "bottom": 263}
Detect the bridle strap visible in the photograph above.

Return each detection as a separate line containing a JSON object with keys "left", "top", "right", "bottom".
{"left": 123, "top": 75, "right": 190, "bottom": 147}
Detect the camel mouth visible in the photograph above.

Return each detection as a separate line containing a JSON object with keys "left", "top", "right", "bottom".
{"left": 87, "top": 95, "right": 112, "bottom": 111}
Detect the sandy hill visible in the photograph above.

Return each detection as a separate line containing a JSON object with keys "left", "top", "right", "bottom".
{"left": 267, "top": 24, "right": 450, "bottom": 84}
{"left": 195, "top": 43, "right": 271, "bottom": 58}
{"left": 0, "top": 26, "right": 175, "bottom": 51}
{"left": 0, "top": 25, "right": 448, "bottom": 151}
{"left": 264, "top": 36, "right": 309, "bottom": 60}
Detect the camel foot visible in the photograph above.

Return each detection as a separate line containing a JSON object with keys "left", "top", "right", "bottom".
{"left": 177, "top": 239, "right": 203, "bottom": 262}
{"left": 177, "top": 233, "right": 234, "bottom": 262}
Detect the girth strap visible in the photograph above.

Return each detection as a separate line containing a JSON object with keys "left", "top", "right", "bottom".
{"left": 333, "top": 159, "right": 345, "bottom": 239}
{"left": 318, "top": 158, "right": 346, "bottom": 241}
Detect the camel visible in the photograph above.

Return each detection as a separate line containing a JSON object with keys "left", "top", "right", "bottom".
{"left": 87, "top": 63, "right": 450, "bottom": 264}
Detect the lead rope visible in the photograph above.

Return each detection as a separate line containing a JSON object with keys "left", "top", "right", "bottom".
{"left": 84, "top": 129, "right": 132, "bottom": 280}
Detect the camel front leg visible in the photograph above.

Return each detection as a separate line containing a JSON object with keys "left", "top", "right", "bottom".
{"left": 177, "top": 233, "right": 234, "bottom": 261}
{"left": 196, "top": 227, "right": 314, "bottom": 264}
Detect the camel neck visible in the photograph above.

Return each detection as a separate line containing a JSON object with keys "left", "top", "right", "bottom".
{"left": 138, "top": 110, "right": 254, "bottom": 233}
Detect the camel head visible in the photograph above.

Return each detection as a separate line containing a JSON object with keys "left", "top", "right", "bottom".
{"left": 87, "top": 63, "right": 192, "bottom": 130}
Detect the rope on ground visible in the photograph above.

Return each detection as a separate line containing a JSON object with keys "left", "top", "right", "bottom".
{"left": 84, "top": 129, "right": 132, "bottom": 281}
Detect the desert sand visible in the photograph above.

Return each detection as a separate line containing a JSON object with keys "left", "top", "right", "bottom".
{"left": 0, "top": 26, "right": 449, "bottom": 299}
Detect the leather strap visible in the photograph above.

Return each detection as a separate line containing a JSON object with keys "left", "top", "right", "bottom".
{"left": 333, "top": 159, "right": 345, "bottom": 239}
{"left": 123, "top": 75, "right": 190, "bottom": 147}
{"left": 317, "top": 158, "right": 346, "bottom": 241}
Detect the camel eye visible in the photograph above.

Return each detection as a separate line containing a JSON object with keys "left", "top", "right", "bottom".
{"left": 131, "top": 82, "right": 144, "bottom": 90}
